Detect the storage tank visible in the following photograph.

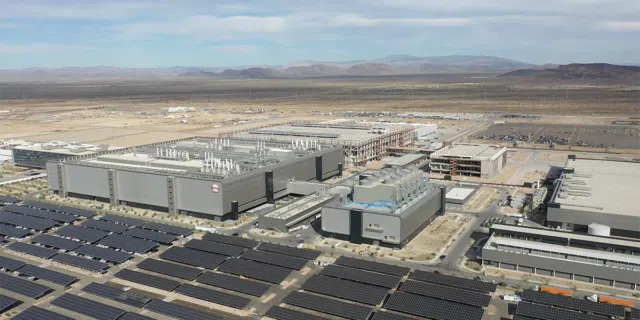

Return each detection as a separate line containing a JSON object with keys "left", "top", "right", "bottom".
{"left": 588, "top": 223, "right": 611, "bottom": 236}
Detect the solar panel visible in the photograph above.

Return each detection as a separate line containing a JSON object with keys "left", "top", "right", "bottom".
{"left": 257, "top": 242, "right": 321, "bottom": 260}
{"left": 265, "top": 306, "right": 330, "bottom": 320}
{"left": 0, "top": 294, "right": 21, "bottom": 313}
{"left": 385, "top": 291, "right": 485, "bottom": 320}
{"left": 520, "top": 290, "right": 625, "bottom": 317}
{"left": 512, "top": 316, "right": 539, "bottom": 320}
{"left": 56, "top": 225, "right": 108, "bottom": 243}
{"left": 118, "top": 313, "right": 156, "bottom": 320}
{"left": 184, "top": 239, "right": 245, "bottom": 257}
{"left": 81, "top": 282, "right": 152, "bottom": 308}
{"left": 82, "top": 219, "right": 130, "bottom": 233}
{"left": 241, "top": 249, "right": 309, "bottom": 270}
{"left": 284, "top": 291, "right": 373, "bottom": 320}
{"left": 100, "top": 214, "right": 145, "bottom": 226}
{"left": 160, "top": 246, "right": 226, "bottom": 269}
{"left": 217, "top": 258, "right": 292, "bottom": 284}
{"left": 0, "top": 195, "right": 18, "bottom": 203}
{"left": 144, "top": 300, "right": 224, "bottom": 320}
{"left": 301, "top": 275, "right": 389, "bottom": 305}
{"left": 32, "top": 234, "right": 82, "bottom": 250}
{"left": 16, "top": 264, "right": 78, "bottom": 286}
{"left": 4, "top": 205, "right": 77, "bottom": 223}
{"left": 516, "top": 301, "right": 605, "bottom": 320}
{"left": 7, "top": 215, "right": 57, "bottom": 231}
{"left": 0, "top": 211, "right": 21, "bottom": 223}
{"left": 371, "top": 310, "right": 418, "bottom": 320}
{"left": 0, "top": 273, "right": 52, "bottom": 299}
{"left": 174, "top": 283, "right": 251, "bottom": 309}
{"left": 11, "top": 306, "right": 74, "bottom": 320}
{"left": 51, "top": 253, "right": 109, "bottom": 272}
{"left": 115, "top": 269, "right": 181, "bottom": 292}
{"left": 196, "top": 271, "right": 271, "bottom": 297}
{"left": 321, "top": 264, "right": 401, "bottom": 288}
{"left": 0, "top": 255, "right": 26, "bottom": 271}
{"left": 75, "top": 244, "right": 132, "bottom": 264}
{"left": 137, "top": 258, "right": 202, "bottom": 280}
{"left": 52, "top": 293, "right": 127, "bottom": 320}
{"left": 142, "top": 222, "right": 192, "bottom": 236}
{"left": 202, "top": 232, "right": 258, "bottom": 248}
{"left": 124, "top": 227, "right": 177, "bottom": 244}
{"left": 334, "top": 256, "right": 411, "bottom": 277}
{"left": 409, "top": 270, "right": 497, "bottom": 293}
{"left": 632, "top": 308, "right": 640, "bottom": 319}
{"left": 400, "top": 280, "right": 491, "bottom": 307}
{"left": 8, "top": 242, "right": 57, "bottom": 259}
{"left": 24, "top": 201, "right": 96, "bottom": 218}
{"left": 0, "top": 224, "right": 31, "bottom": 238}
{"left": 98, "top": 234, "right": 158, "bottom": 253}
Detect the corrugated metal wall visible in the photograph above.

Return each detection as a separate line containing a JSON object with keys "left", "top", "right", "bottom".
{"left": 116, "top": 171, "right": 168, "bottom": 207}
{"left": 65, "top": 165, "right": 110, "bottom": 198}
{"left": 175, "top": 177, "right": 223, "bottom": 216}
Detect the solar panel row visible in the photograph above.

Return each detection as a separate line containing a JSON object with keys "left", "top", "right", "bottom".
{"left": 0, "top": 255, "right": 26, "bottom": 271}
{"left": 216, "top": 258, "right": 292, "bottom": 284}
{"left": 4, "top": 205, "right": 77, "bottom": 223}
{"left": 334, "top": 256, "right": 411, "bottom": 277}
{"left": 8, "top": 242, "right": 58, "bottom": 259}
{"left": 240, "top": 249, "right": 308, "bottom": 270}
{"left": 0, "top": 195, "right": 18, "bottom": 203}
{"left": 6, "top": 215, "right": 57, "bottom": 231}
{"left": 257, "top": 242, "right": 321, "bottom": 260}
{"left": 202, "top": 232, "right": 258, "bottom": 248}
{"left": 81, "top": 282, "right": 152, "bottom": 308}
{"left": 0, "top": 273, "right": 52, "bottom": 299}
{"left": 301, "top": 275, "right": 389, "bottom": 306}
{"left": 0, "top": 294, "right": 21, "bottom": 313}
{"left": 520, "top": 290, "right": 625, "bottom": 317}
{"left": 75, "top": 244, "right": 132, "bottom": 264}
{"left": 0, "top": 211, "right": 22, "bottom": 223}
{"left": 321, "top": 264, "right": 401, "bottom": 288}
{"left": 185, "top": 239, "right": 245, "bottom": 257}
{"left": 371, "top": 310, "right": 419, "bottom": 320}
{"left": 265, "top": 306, "right": 330, "bottom": 320}
{"left": 23, "top": 201, "right": 95, "bottom": 218}
{"left": 409, "top": 270, "right": 497, "bottom": 293}
{"left": 160, "top": 246, "right": 227, "bottom": 269}
{"left": 137, "top": 258, "right": 202, "bottom": 280}
{"left": 52, "top": 293, "right": 127, "bottom": 320}
{"left": 100, "top": 214, "right": 145, "bottom": 226}
{"left": 10, "top": 306, "right": 74, "bottom": 320}
{"left": 174, "top": 283, "right": 251, "bottom": 309}
{"left": 516, "top": 301, "right": 604, "bottom": 320}
{"left": 98, "top": 234, "right": 157, "bottom": 253}
{"left": 144, "top": 299, "right": 224, "bottom": 320}
{"left": 124, "top": 227, "right": 177, "bottom": 244}
{"left": 0, "top": 224, "right": 31, "bottom": 238}
{"left": 142, "top": 222, "right": 192, "bottom": 236}
{"left": 284, "top": 291, "right": 373, "bottom": 320}
{"left": 196, "top": 271, "right": 271, "bottom": 297}
{"left": 384, "top": 291, "right": 485, "bottom": 320}
{"left": 32, "top": 234, "right": 81, "bottom": 250}
{"left": 51, "top": 253, "right": 109, "bottom": 272}
{"left": 16, "top": 264, "right": 78, "bottom": 286}
{"left": 115, "top": 269, "right": 181, "bottom": 292}
{"left": 56, "top": 225, "right": 108, "bottom": 243}
{"left": 118, "top": 313, "right": 156, "bottom": 320}
{"left": 82, "top": 219, "right": 130, "bottom": 233}
{"left": 400, "top": 280, "right": 492, "bottom": 307}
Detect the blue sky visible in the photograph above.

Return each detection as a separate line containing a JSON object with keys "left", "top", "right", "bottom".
{"left": 0, "top": 0, "right": 639, "bottom": 68}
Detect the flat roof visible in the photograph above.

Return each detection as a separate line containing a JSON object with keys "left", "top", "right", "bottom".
{"left": 432, "top": 143, "right": 505, "bottom": 160}
{"left": 386, "top": 153, "right": 426, "bottom": 167}
{"left": 446, "top": 187, "right": 476, "bottom": 201}
{"left": 553, "top": 158, "right": 640, "bottom": 217}
{"left": 237, "top": 123, "right": 409, "bottom": 144}
{"left": 15, "top": 142, "right": 122, "bottom": 155}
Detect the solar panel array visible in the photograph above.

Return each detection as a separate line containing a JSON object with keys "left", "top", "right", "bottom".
{"left": 516, "top": 301, "right": 605, "bottom": 320}
{"left": 56, "top": 225, "right": 108, "bottom": 243}
{"left": 51, "top": 253, "right": 109, "bottom": 272}
{"left": 0, "top": 224, "right": 31, "bottom": 238}
{"left": 0, "top": 255, "right": 26, "bottom": 271}
{"left": 0, "top": 195, "right": 17, "bottom": 203}
{"left": 144, "top": 299, "right": 224, "bottom": 320}
{"left": 118, "top": 313, "right": 155, "bottom": 320}
{"left": 115, "top": 269, "right": 181, "bottom": 292}
{"left": 0, "top": 294, "right": 20, "bottom": 313}
{"left": 100, "top": 214, "right": 145, "bottom": 226}
{"left": 124, "top": 227, "right": 177, "bottom": 244}
{"left": 23, "top": 201, "right": 96, "bottom": 218}
{"left": 175, "top": 283, "right": 251, "bottom": 309}
{"left": 217, "top": 258, "right": 292, "bottom": 284}
{"left": 52, "top": 293, "right": 126, "bottom": 320}
{"left": 137, "top": 258, "right": 202, "bottom": 280}
{"left": 241, "top": 249, "right": 309, "bottom": 270}
{"left": 301, "top": 274, "right": 390, "bottom": 305}
{"left": 400, "top": 280, "right": 491, "bottom": 307}
{"left": 265, "top": 306, "right": 330, "bottom": 320}
{"left": 32, "top": 234, "right": 81, "bottom": 250}
{"left": 142, "top": 222, "right": 192, "bottom": 236}
{"left": 16, "top": 264, "right": 78, "bottom": 286}
{"left": 321, "top": 264, "right": 401, "bottom": 288}
{"left": 410, "top": 270, "right": 497, "bottom": 293}
{"left": 11, "top": 306, "right": 74, "bottom": 320}
{"left": 82, "top": 219, "right": 129, "bottom": 233}
{"left": 385, "top": 291, "right": 484, "bottom": 320}
{"left": 202, "top": 232, "right": 258, "bottom": 248}
{"left": 371, "top": 311, "right": 419, "bottom": 320}
{"left": 4, "top": 205, "right": 77, "bottom": 223}
{"left": 81, "top": 282, "right": 152, "bottom": 308}
{"left": 196, "top": 271, "right": 271, "bottom": 297}
{"left": 6, "top": 215, "right": 57, "bottom": 231}
{"left": 520, "top": 290, "right": 625, "bottom": 317}
{"left": 284, "top": 291, "right": 373, "bottom": 320}
{"left": 8, "top": 242, "right": 58, "bottom": 259}
{"left": 185, "top": 239, "right": 245, "bottom": 256}
{"left": 257, "top": 242, "right": 321, "bottom": 260}
{"left": 334, "top": 256, "right": 411, "bottom": 277}
{"left": 632, "top": 308, "right": 640, "bottom": 319}
{"left": 75, "top": 244, "right": 132, "bottom": 263}
{"left": 160, "top": 246, "right": 227, "bottom": 269}
{"left": 0, "top": 211, "right": 21, "bottom": 223}
{"left": 98, "top": 234, "right": 157, "bottom": 253}
{"left": 0, "top": 273, "right": 52, "bottom": 299}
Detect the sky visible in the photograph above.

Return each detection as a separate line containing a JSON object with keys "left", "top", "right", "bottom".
{"left": 0, "top": 0, "right": 639, "bottom": 69}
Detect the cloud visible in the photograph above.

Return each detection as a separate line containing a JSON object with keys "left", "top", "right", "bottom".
{"left": 598, "top": 21, "right": 640, "bottom": 31}
{"left": 330, "top": 14, "right": 472, "bottom": 27}
{"left": 0, "top": 43, "right": 95, "bottom": 54}
{"left": 215, "top": 45, "right": 258, "bottom": 53}
{"left": 0, "top": 1, "right": 161, "bottom": 20}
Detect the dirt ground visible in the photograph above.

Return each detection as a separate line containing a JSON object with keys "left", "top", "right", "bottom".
{"left": 464, "top": 187, "right": 499, "bottom": 212}
{"left": 509, "top": 151, "right": 532, "bottom": 164}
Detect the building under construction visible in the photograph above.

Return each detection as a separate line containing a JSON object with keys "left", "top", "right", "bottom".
{"left": 429, "top": 143, "right": 507, "bottom": 179}
{"left": 226, "top": 120, "right": 416, "bottom": 167}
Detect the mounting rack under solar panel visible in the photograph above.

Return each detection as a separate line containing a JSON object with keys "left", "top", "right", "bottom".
{"left": 51, "top": 253, "right": 109, "bottom": 272}
{"left": 136, "top": 258, "right": 202, "bottom": 281}
{"left": 100, "top": 214, "right": 145, "bottom": 226}
{"left": 240, "top": 249, "right": 309, "bottom": 270}
{"left": 11, "top": 306, "right": 74, "bottom": 320}
{"left": 56, "top": 225, "right": 108, "bottom": 243}
{"left": 142, "top": 222, "right": 192, "bottom": 236}
{"left": 16, "top": 264, "right": 78, "bottom": 287}
{"left": 257, "top": 242, "right": 321, "bottom": 260}
{"left": 75, "top": 244, "right": 132, "bottom": 264}
{"left": 0, "top": 255, "right": 26, "bottom": 271}
{"left": 385, "top": 291, "right": 484, "bottom": 320}
{"left": 160, "top": 246, "right": 227, "bottom": 269}
{"left": 115, "top": 269, "right": 181, "bottom": 292}
{"left": 7, "top": 242, "right": 57, "bottom": 259}
{"left": 202, "top": 232, "right": 258, "bottom": 248}
{"left": 301, "top": 274, "right": 390, "bottom": 306}
{"left": 124, "top": 227, "right": 177, "bottom": 244}
{"left": 0, "top": 224, "right": 31, "bottom": 238}
{"left": 196, "top": 271, "right": 270, "bottom": 297}
{"left": 0, "top": 294, "right": 20, "bottom": 313}
{"left": 52, "top": 293, "right": 126, "bottom": 320}
{"left": 216, "top": 258, "right": 292, "bottom": 284}
{"left": 410, "top": 270, "right": 497, "bottom": 293}
{"left": 371, "top": 310, "right": 420, "bottom": 320}
{"left": 185, "top": 239, "right": 245, "bottom": 257}
{"left": 31, "top": 234, "right": 81, "bottom": 250}
{"left": 520, "top": 290, "right": 625, "bottom": 318}
{"left": 334, "top": 256, "right": 410, "bottom": 277}
{"left": 144, "top": 299, "right": 224, "bottom": 320}
{"left": 400, "top": 280, "right": 491, "bottom": 307}
{"left": 175, "top": 283, "right": 251, "bottom": 309}
{"left": 321, "top": 264, "right": 401, "bottom": 288}
{"left": 98, "top": 233, "right": 158, "bottom": 254}
{"left": 83, "top": 219, "right": 130, "bottom": 233}
{"left": 265, "top": 306, "right": 330, "bottom": 320}
{"left": 284, "top": 291, "right": 373, "bottom": 320}
{"left": 0, "top": 273, "right": 52, "bottom": 299}
{"left": 516, "top": 301, "right": 606, "bottom": 320}
{"left": 81, "top": 282, "right": 152, "bottom": 308}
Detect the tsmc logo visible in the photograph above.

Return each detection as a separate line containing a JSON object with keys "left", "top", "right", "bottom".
{"left": 211, "top": 184, "right": 220, "bottom": 193}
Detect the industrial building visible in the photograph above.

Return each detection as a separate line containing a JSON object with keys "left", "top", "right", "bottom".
{"left": 12, "top": 141, "right": 122, "bottom": 168}
{"left": 321, "top": 167, "right": 445, "bottom": 248}
{"left": 429, "top": 143, "right": 507, "bottom": 178}
{"left": 227, "top": 120, "right": 416, "bottom": 166}
{"left": 46, "top": 137, "right": 343, "bottom": 221}
{"left": 547, "top": 157, "right": 640, "bottom": 238}
{"left": 482, "top": 224, "right": 640, "bottom": 290}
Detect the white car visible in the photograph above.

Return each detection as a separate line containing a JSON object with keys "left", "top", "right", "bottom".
{"left": 502, "top": 294, "right": 521, "bottom": 302}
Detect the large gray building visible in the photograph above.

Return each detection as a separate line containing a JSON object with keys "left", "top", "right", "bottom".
{"left": 547, "top": 157, "right": 640, "bottom": 238}
{"left": 482, "top": 224, "right": 640, "bottom": 290}
{"left": 46, "top": 137, "right": 343, "bottom": 221}
{"left": 321, "top": 167, "right": 445, "bottom": 248}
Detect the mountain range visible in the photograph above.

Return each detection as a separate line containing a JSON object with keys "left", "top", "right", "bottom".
{"left": 498, "top": 63, "right": 640, "bottom": 83}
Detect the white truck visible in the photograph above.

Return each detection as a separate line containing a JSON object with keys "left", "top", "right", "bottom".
{"left": 502, "top": 294, "right": 521, "bottom": 302}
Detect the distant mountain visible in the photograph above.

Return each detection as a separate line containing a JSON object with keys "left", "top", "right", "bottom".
{"left": 280, "top": 64, "right": 344, "bottom": 77}
{"left": 499, "top": 63, "right": 640, "bottom": 83}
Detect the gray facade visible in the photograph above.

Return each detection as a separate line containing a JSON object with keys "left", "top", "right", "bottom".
{"left": 13, "top": 148, "right": 77, "bottom": 168}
